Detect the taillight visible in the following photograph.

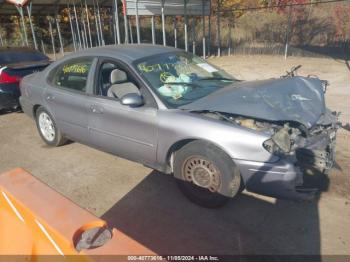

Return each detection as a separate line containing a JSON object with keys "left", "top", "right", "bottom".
{"left": 0, "top": 71, "right": 21, "bottom": 84}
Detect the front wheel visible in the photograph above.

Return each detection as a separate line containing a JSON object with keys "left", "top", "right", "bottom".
{"left": 35, "top": 106, "right": 67, "bottom": 147}
{"left": 174, "top": 141, "right": 242, "bottom": 208}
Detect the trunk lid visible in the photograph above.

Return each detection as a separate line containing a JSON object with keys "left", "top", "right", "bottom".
{"left": 4, "top": 60, "right": 50, "bottom": 77}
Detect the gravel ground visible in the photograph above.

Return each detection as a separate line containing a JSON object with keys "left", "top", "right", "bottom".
{"left": 0, "top": 55, "right": 349, "bottom": 255}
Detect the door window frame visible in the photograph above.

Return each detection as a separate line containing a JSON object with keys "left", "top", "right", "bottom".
{"left": 90, "top": 57, "right": 159, "bottom": 109}
{"left": 47, "top": 56, "right": 98, "bottom": 95}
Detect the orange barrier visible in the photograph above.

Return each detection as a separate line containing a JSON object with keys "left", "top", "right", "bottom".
{"left": 0, "top": 168, "right": 154, "bottom": 258}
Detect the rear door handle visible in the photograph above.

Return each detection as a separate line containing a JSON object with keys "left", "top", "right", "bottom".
{"left": 46, "top": 94, "right": 55, "bottom": 101}
{"left": 90, "top": 105, "right": 104, "bottom": 114}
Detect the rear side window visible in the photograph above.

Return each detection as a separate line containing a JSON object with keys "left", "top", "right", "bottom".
{"left": 52, "top": 58, "right": 93, "bottom": 92}
{"left": 0, "top": 50, "right": 48, "bottom": 64}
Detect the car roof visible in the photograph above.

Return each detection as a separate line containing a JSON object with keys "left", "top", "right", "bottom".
{"left": 67, "top": 44, "right": 180, "bottom": 62}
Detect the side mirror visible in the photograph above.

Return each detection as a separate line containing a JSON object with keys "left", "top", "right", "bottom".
{"left": 120, "top": 93, "right": 144, "bottom": 107}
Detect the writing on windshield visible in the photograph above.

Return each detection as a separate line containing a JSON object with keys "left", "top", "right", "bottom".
{"left": 135, "top": 52, "right": 234, "bottom": 108}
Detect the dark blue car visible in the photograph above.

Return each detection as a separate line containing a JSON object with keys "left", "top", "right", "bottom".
{"left": 0, "top": 47, "right": 50, "bottom": 111}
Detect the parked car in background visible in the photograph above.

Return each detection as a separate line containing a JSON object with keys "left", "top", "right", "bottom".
{"left": 20, "top": 45, "right": 338, "bottom": 208}
{"left": 0, "top": 47, "right": 49, "bottom": 111}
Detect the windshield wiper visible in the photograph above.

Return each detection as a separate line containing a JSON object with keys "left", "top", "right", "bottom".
{"left": 164, "top": 82, "right": 199, "bottom": 88}
{"left": 197, "top": 77, "right": 234, "bottom": 82}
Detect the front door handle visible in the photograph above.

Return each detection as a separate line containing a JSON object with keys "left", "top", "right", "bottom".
{"left": 90, "top": 105, "right": 104, "bottom": 114}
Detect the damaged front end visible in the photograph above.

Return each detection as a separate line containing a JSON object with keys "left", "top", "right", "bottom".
{"left": 263, "top": 112, "right": 338, "bottom": 173}
{"left": 198, "top": 110, "right": 339, "bottom": 201}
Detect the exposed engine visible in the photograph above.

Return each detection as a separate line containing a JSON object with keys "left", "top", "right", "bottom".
{"left": 198, "top": 110, "right": 338, "bottom": 173}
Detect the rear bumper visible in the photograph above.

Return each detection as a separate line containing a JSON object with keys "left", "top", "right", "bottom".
{"left": 19, "top": 96, "right": 34, "bottom": 118}
{"left": 235, "top": 158, "right": 317, "bottom": 201}
{"left": 0, "top": 84, "right": 20, "bottom": 110}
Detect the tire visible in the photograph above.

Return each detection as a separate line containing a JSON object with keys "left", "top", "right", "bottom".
{"left": 174, "top": 140, "right": 241, "bottom": 208}
{"left": 35, "top": 106, "right": 67, "bottom": 147}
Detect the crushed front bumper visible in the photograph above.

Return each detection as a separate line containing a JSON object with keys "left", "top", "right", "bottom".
{"left": 235, "top": 122, "right": 337, "bottom": 201}
{"left": 235, "top": 158, "right": 317, "bottom": 200}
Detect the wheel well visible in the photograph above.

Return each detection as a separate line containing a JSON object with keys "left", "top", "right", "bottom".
{"left": 33, "top": 104, "right": 41, "bottom": 117}
{"left": 165, "top": 139, "right": 197, "bottom": 173}
{"left": 166, "top": 139, "right": 246, "bottom": 188}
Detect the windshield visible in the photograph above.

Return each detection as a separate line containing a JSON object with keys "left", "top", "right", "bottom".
{"left": 134, "top": 52, "right": 236, "bottom": 108}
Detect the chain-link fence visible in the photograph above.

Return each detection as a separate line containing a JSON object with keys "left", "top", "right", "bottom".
{"left": 0, "top": 0, "right": 349, "bottom": 59}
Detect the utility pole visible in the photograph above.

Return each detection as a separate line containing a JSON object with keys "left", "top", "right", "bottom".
{"left": 284, "top": 5, "right": 292, "bottom": 60}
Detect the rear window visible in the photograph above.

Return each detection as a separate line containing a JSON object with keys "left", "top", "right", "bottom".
{"left": 0, "top": 50, "right": 48, "bottom": 64}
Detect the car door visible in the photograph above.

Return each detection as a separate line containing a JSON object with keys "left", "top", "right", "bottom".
{"left": 44, "top": 57, "right": 97, "bottom": 143}
{"left": 87, "top": 59, "right": 158, "bottom": 166}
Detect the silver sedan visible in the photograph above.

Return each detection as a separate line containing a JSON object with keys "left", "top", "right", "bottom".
{"left": 20, "top": 45, "right": 338, "bottom": 207}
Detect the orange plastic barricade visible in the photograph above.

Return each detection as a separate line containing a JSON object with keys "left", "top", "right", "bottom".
{"left": 0, "top": 168, "right": 154, "bottom": 259}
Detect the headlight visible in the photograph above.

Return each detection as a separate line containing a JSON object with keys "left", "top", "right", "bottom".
{"left": 263, "top": 128, "right": 291, "bottom": 154}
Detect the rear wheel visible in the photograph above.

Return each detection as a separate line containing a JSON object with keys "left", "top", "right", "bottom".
{"left": 35, "top": 106, "right": 67, "bottom": 147}
{"left": 174, "top": 141, "right": 241, "bottom": 208}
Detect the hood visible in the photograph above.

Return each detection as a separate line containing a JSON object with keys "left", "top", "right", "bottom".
{"left": 181, "top": 76, "right": 326, "bottom": 129}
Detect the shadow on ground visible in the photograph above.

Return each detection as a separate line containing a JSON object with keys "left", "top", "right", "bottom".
{"left": 0, "top": 108, "right": 22, "bottom": 115}
{"left": 101, "top": 170, "right": 329, "bottom": 255}
{"left": 345, "top": 60, "right": 350, "bottom": 72}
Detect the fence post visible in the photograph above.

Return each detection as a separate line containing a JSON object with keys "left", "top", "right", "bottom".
{"left": 216, "top": 0, "right": 221, "bottom": 57}
{"left": 92, "top": 1, "right": 101, "bottom": 46}
{"left": 202, "top": 0, "right": 206, "bottom": 59}
{"left": 114, "top": 0, "right": 121, "bottom": 44}
{"left": 73, "top": 2, "right": 83, "bottom": 49}
{"left": 26, "top": 3, "right": 38, "bottom": 50}
{"left": 16, "top": 7, "right": 29, "bottom": 46}
{"left": 48, "top": 18, "right": 56, "bottom": 60}
{"left": 41, "top": 39, "right": 46, "bottom": 55}
{"left": 161, "top": 0, "right": 166, "bottom": 46}
{"left": 129, "top": 17, "right": 134, "bottom": 43}
{"left": 174, "top": 17, "right": 177, "bottom": 48}
{"left": 0, "top": 30, "right": 3, "bottom": 47}
{"left": 85, "top": 0, "right": 93, "bottom": 47}
{"left": 208, "top": 0, "right": 211, "bottom": 56}
{"left": 96, "top": 1, "right": 105, "bottom": 46}
{"left": 228, "top": 13, "right": 234, "bottom": 56}
{"left": 184, "top": 0, "right": 188, "bottom": 51}
{"left": 284, "top": 5, "right": 292, "bottom": 60}
{"left": 192, "top": 17, "right": 196, "bottom": 54}
{"left": 56, "top": 17, "right": 64, "bottom": 56}
{"left": 151, "top": 15, "right": 156, "bottom": 45}
{"left": 123, "top": 0, "right": 129, "bottom": 44}
{"left": 80, "top": 2, "right": 88, "bottom": 48}
{"left": 67, "top": 4, "right": 77, "bottom": 51}
{"left": 136, "top": 0, "right": 141, "bottom": 44}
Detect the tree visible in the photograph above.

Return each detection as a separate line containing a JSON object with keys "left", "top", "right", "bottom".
{"left": 333, "top": 4, "right": 350, "bottom": 41}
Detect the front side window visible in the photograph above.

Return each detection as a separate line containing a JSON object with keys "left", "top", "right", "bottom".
{"left": 95, "top": 61, "right": 142, "bottom": 100}
{"left": 52, "top": 58, "right": 93, "bottom": 92}
{"left": 134, "top": 52, "right": 236, "bottom": 108}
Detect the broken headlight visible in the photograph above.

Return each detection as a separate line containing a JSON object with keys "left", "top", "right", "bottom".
{"left": 263, "top": 128, "right": 292, "bottom": 154}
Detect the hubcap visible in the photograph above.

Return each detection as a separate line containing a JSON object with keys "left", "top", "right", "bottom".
{"left": 182, "top": 156, "right": 221, "bottom": 192}
{"left": 38, "top": 112, "right": 55, "bottom": 142}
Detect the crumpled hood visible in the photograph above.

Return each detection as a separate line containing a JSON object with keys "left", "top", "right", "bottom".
{"left": 181, "top": 76, "right": 326, "bottom": 128}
